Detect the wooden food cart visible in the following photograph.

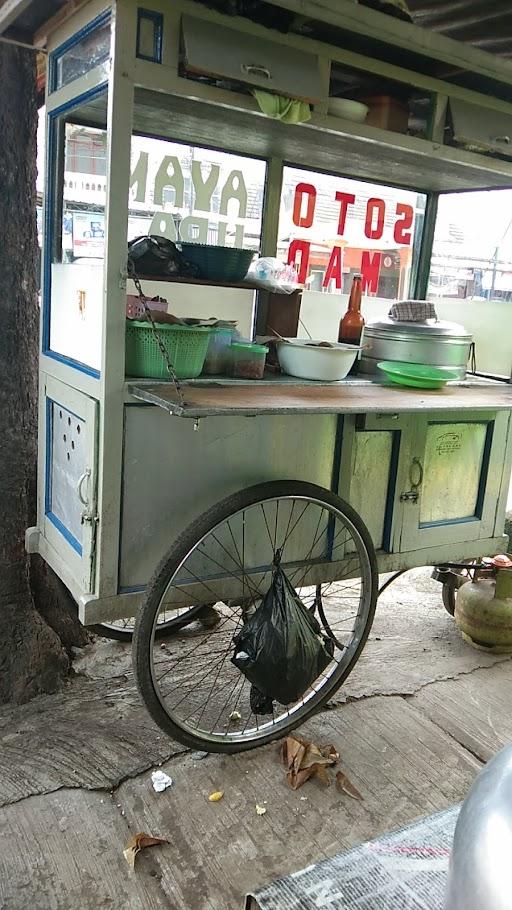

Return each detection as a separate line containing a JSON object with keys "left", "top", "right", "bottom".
{"left": 28, "top": 0, "right": 512, "bottom": 752}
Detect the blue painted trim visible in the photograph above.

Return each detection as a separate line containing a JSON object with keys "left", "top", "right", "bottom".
{"left": 44, "top": 397, "right": 53, "bottom": 518}
{"left": 330, "top": 415, "right": 345, "bottom": 495}
{"left": 43, "top": 81, "right": 107, "bottom": 377}
{"left": 475, "top": 421, "right": 494, "bottom": 519}
{"left": 383, "top": 430, "right": 401, "bottom": 552}
{"left": 48, "top": 9, "right": 112, "bottom": 93}
{"left": 420, "top": 516, "right": 479, "bottom": 529}
{"left": 136, "top": 8, "right": 164, "bottom": 63}
{"left": 47, "top": 512, "right": 83, "bottom": 556}
{"left": 44, "top": 397, "right": 83, "bottom": 556}
{"left": 44, "top": 350, "right": 101, "bottom": 379}
{"left": 326, "top": 415, "right": 344, "bottom": 560}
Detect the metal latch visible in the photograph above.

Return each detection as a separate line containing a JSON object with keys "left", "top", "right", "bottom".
{"left": 400, "top": 457, "right": 423, "bottom": 504}
{"left": 78, "top": 469, "right": 96, "bottom": 524}
{"left": 400, "top": 490, "right": 419, "bottom": 503}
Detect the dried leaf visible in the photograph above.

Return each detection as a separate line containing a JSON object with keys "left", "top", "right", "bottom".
{"left": 282, "top": 734, "right": 339, "bottom": 789}
{"left": 208, "top": 790, "right": 224, "bottom": 802}
{"left": 336, "top": 771, "right": 364, "bottom": 801}
{"left": 312, "top": 764, "right": 331, "bottom": 787}
{"left": 123, "top": 832, "right": 168, "bottom": 869}
{"left": 229, "top": 710, "right": 242, "bottom": 723}
{"left": 255, "top": 804, "right": 267, "bottom": 815}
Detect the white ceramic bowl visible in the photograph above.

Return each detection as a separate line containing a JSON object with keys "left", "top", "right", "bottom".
{"left": 277, "top": 339, "right": 359, "bottom": 381}
{"left": 327, "top": 98, "right": 369, "bottom": 123}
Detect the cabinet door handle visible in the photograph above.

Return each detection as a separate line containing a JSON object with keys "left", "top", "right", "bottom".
{"left": 409, "top": 457, "right": 424, "bottom": 489}
{"left": 400, "top": 458, "right": 423, "bottom": 503}
{"left": 241, "top": 63, "right": 271, "bottom": 80}
{"left": 77, "top": 469, "right": 91, "bottom": 506}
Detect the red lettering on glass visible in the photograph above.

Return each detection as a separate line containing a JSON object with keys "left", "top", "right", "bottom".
{"left": 288, "top": 239, "right": 311, "bottom": 283}
{"left": 335, "top": 191, "right": 356, "bottom": 235}
{"left": 364, "top": 198, "right": 385, "bottom": 240}
{"left": 292, "top": 183, "right": 317, "bottom": 228}
{"left": 322, "top": 246, "right": 343, "bottom": 289}
{"left": 361, "top": 251, "right": 382, "bottom": 294}
{"left": 394, "top": 203, "right": 414, "bottom": 245}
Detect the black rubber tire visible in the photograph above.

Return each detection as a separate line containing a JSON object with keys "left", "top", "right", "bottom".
{"left": 442, "top": 582, "right": 456, "bottom": 616}
{"left": 133, "top": 480, "right": 378, "bottom": 753}
{"left": 91, "top": 606, "right": 206, "bottom": 642}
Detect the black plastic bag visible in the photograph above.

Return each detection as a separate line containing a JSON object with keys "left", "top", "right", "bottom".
{"left": 232, "top": 551, "right": 334, "bottom": 706}
{"left": 249, "top": 685, "right": 274, "bottom": 716}
{"left": 127, "top": 235, "right": 199, "bottom": 278}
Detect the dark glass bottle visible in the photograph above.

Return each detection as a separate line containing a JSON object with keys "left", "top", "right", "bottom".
{"left": 338, "top": 274, "right": 364, "bottom": 345}
{"left": 338, "top": 274, "right": 364, "bottom": 376}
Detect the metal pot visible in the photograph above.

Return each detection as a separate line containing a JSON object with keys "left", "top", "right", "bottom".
{"left": 360, "top": 316, "right": 473, "bottom": 379}
{"left": 445, "top": 744, "right": 512, "bottom": 910}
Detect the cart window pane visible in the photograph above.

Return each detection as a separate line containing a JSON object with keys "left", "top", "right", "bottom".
{"left": 50, "top": 12, "right": 111, "bottom": 93}
{"left": 127, "top": 136, "right": 266, "bottom": 249}
{"left": 427, "top": 189, "right": 512, "bottom": 378}
{"left": 278, "top": 166, "right": 425, "bottom": 298}
{"left": 419, "top": 422, "right": 488, "bottom": 525}
{"left": 44, "top": 89, "right": 108, "bottom": 375}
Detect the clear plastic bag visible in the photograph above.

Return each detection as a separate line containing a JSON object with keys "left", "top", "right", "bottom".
{"left": 248, "top": 257, "right": 300, "bottom": 294}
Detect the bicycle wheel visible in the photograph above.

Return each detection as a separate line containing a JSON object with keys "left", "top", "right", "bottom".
{"left": 133, "top": 480, "right": 378, "bottom": 753}
{"left": 91, "top": 605, "right": 211, "bottom": 642}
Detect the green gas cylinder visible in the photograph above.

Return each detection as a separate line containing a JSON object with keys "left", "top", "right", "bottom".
{"left": 455, "top": 564, "right": 512, "bottom": 653}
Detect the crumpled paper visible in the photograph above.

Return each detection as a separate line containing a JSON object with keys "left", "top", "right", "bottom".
{"left": 151, "top": 770, "right": 173, "bottom": 792}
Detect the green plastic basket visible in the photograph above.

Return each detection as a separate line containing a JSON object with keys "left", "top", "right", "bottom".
{"left": 126, "top": 321, "right": 211, "bottom": 379}
{"left": 180, "top": 243, "right": 255, "bottom": 282}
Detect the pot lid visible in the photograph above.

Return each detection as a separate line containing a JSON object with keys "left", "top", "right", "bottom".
{"left": 365, "top": 316, "right": 472, "bottom": 339}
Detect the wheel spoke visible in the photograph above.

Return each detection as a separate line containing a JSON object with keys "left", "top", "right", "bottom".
{"left": 135, "top": 488, "right": 376, "bottom": 752}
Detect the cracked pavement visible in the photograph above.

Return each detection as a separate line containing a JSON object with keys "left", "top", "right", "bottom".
{"left": 1, "top": 568, "right": 511, "bottom": 909}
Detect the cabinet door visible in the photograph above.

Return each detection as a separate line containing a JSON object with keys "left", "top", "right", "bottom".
{"left": 181, "top": 15, "right": 324, "bottom": 103}
{"left": 449, "top": 98, "right": 512, "bottom": 158}
{"left": 398, "top": 411, "right": 509, "bottom": 551}
{"left": 42, "top": 376, "right": 98, "bottom": 594}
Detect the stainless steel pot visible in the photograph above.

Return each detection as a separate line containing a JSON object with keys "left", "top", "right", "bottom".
{"left": 360, "top": 316, "right": 473, "bottom": 379}
{"left": 445, "top": 744, "right": 512, "bottom": 910}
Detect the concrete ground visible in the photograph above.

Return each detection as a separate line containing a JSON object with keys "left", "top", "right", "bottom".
{"left": 1, "top": 568, "right": 511, "bottom": 909}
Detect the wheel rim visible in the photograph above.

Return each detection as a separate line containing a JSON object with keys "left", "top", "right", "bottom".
{"left": 99, "top": 605, "right": 204, "bottom": 636}
{"left": 146, "top": 494, "right": 374, "bottom": 746}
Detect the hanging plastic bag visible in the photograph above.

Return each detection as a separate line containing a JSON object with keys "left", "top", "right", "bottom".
{"left": 232, "top": 551, "right": 334, "bottom": 707}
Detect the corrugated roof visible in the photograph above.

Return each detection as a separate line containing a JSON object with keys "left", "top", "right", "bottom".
{"left": 408, "top": 0, "right": 512, "bottom": 58}
{"left": 2, "top": 0, "right": 512, "bottom": 60}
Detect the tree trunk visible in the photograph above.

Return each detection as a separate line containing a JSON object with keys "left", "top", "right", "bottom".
{"left": 0, "top": 43, "right": 89, "bottom": 705}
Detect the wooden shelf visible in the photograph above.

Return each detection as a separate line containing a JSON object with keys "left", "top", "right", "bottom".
{"left": 132, "top": 273, "right": 259, "bottom": 291}
{"left": 129, "top": 378, "right": 512, "bottom": 419}
{"left": 126, "top": 89, "right": 512, "bottom": 194}
{"left": 129, "top": 274, "right": 303, "bottom": 295}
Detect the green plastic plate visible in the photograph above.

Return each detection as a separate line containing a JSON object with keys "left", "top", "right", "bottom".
{"left": 377, "top": 361, "right": 460, "bottom": 389}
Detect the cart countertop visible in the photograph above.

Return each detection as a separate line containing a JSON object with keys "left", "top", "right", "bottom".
{"left": 128, "top": 376, "right": 512, "bottom": 418}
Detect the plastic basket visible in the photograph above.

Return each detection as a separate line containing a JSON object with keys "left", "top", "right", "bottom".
{"left": 180, "top": 243, "right": 255, "bottom": 282}
{"left": 125, "top": 321, "right": 211, "bottom": 379}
